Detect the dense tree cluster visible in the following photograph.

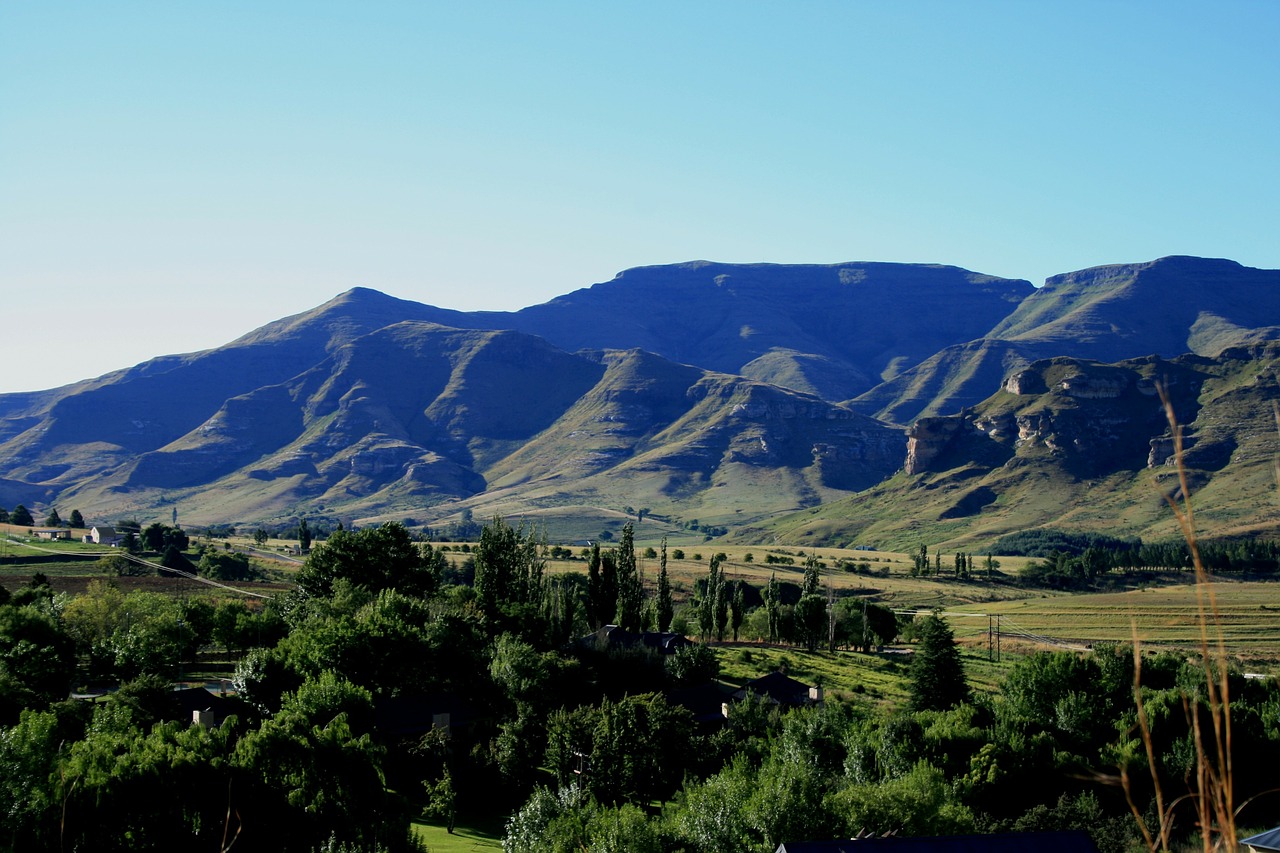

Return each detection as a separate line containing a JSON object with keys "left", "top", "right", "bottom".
{"left": 993, "top": 528, "right": 1280, "bottom": 587}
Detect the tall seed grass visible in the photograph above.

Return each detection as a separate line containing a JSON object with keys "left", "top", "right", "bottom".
{"left": 1122, "top": 389, "right": 1238, "bottom": 851}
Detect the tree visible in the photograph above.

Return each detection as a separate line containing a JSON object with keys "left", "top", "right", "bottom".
{"left": 656, "top": 538, "right": 674, "bottom": 632}
{"left": 199, "top": 550, "right": 256, "bottom": 581}
{"left": 141, "top": 522, "right": 188, "bottom": 554}
{"left": 473, "top": 516, "right": 545, "bottom": 620}
{"left": 598, "top": 550, "right": 618, "bottom": 627}
{"left": 763, "top": 572, "right": 781, "bottom": 643}
{"left": 231, "top": 672, "right": 414, "bottom": 852}
{"left": 120, "top": 531, "right": 140, "bottom": 555}
{"left": 296, "top": 522, "right": 441, "bottom": 601}
{"left": 298, "top": 518, "right": 312, "bottom": 551}
{"left": 912, "top": 544, "right": 928, "bottom": 577}
{"left": 0, "top": 604, "right": 77, "bottom": 721}
{"left": 615, "top": 523, "right": 643, "bottom": 631}
{"left": 253, "top": 527, "right": 269, "bottom": 546}
{"left": 68, "top": 509, "right": 84, "bottom": 528}
{"left": 802, "top": 553, "right": 821, "bottom": 596}
{"left": 794, "top": 594, "right": 827, "bottom": 653}
{"left": 586, "top": 543, "right": 604, "bottom": 629}
{"left": 731, "top": 581, "right": 746, "bottom": 642}
{"left": 699, "top": 554, "right": 725, "bottom": 643}
{"left": 43, "top": 508, "right": 61, "bottom": 527}
{"left": 10, "top": 505, "right": 32, "bottom": 527}
{"left": 908, "top": 614, "right": 970, "bottom": 711}
{"left": 714, "top": 577, "right": 730, "bottom": 642}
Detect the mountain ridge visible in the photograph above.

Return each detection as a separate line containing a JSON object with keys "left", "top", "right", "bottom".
{"left": 2, "top": 255, "right": 1279, "bottom": 545}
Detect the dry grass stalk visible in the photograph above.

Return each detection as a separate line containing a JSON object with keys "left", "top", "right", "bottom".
{"left": 1122, "top": 386, "right": 1236, "bottom": 851}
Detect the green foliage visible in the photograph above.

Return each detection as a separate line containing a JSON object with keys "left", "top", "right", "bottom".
{"left": 297, "top": 522, "right": 441, "bottom": 602}
{"left": 199, "top": 548, "right": 259, "bottom": 581}
{"left": 0, "top": 709, "right": 64, "bottom": 848}
{"left": 233, "top": 672, "right": 417, "bottom": 852}
{"left": 614, "top": 523, "right": 643, "bottom": 631}
{"left": 474, "top": 517, "right": 545, "bottom": 621}
{"left": 0, "top": 603, "right": 76, "bottom": 722}
{"left": 666, "top": 642, "right": 720, "bottom": 684}
{"left": 827, "top": 761, "right": 975, "bottom": 837}
{"left": 142, "top": 521, "right": 189, "bottom": 553}
{"left": 61, "top": 584, "right": 197, "bottom": 680}
{"left": 655, "top": 538, "right": 673, "bottom": 632}
{"left": 10, "top": 504, "right": 33, "bottom": 526}
{"left": 908, "top": 614, "right": 970, "bottom": 712}
{"left": 794, "top": 593, "right": 827, "bottom": 653}
{"left": 990, "top": 528, "right": 1140, "bottom": 558}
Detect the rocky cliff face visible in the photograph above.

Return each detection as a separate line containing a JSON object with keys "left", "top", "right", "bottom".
{"left": 902, "top": 357, "right": 1204, "bottom": 477}
{"left": 905, "top": 418, "right": 965, "bottom": 475}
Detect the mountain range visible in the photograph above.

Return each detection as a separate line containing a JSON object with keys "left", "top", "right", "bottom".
{"left": 3, "top": 254, "right": 1279, "bottom": 550}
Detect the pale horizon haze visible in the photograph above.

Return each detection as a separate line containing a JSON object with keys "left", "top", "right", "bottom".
{"left": 1, "top": 2, "right": 1277, "bottom": 393}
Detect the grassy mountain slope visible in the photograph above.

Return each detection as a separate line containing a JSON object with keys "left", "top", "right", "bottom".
{"left": 49, "top": 323, "right": 905, "bottom": 534}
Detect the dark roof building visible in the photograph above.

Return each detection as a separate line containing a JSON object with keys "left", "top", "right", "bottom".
{"left": 578, "top": 625, "right": 692, "bottom": 655}
{"left": 1244, "top": 827, "right": 1280, "bottom": 852}
{"left": 776, "top": 830, "right": 1099, "bottom": 852}
{"left": 734, "top": 671, "right": 823, "bottom": 708}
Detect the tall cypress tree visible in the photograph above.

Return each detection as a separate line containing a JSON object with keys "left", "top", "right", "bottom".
{"left": 586, "top": 543, "right": 603, "bottom": 629}
{"left": 698, "top": 555, "right": 721, "bottom": 642}
{"left": 730, "top": 581, "right": 745, "bottom": 642}
{"left": 764, "top": 572, "right": 780, "bottom": 642}
{"left": 656, "top": 537, "right": 673, "bottom": 632}
{"left": 802, "top": 552, "right": 821, "bottom": 596}
{"left": 600, "top": 551, "right": 619, "bottom": 627}
{"left": 615, "top": 523, "right": 643, "bottom": 631}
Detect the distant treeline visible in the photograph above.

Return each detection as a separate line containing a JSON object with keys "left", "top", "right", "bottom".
{"left": 993, "top": 529, "right": 1280, "bottom": 588}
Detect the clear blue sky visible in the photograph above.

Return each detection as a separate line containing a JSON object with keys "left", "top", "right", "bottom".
{"left": 2, "top": 1, "right": 1277, "bottom": 393}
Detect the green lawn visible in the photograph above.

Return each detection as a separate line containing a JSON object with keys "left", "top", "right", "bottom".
{"left": 413, "top": 819, "right": 502, "bottom": 852}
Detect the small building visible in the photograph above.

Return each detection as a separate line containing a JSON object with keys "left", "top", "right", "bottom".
{"left": 667, "top": 681, "right": 736, "bottom": 728}
{"left": 375, "top": 693, "right": 471, "bottom": 738}
{"left": 172, "top": 687, "right": 251, "bottom": 729}
{"left": 1243, "top": 827, "right": 1280, "bottom": 852}
{"left": 775, "top": 830, "right": 1099, "bottom": 852}
{"left": 33, "top": 528, "right": 71, "bottom": 540}
{"left": 733, "top": 671, "right": 823, "bottom": 709}
{"left": 578, "top": 625, "right": 693, "bottom": 655}
{"left": 87, "top": 526, "right": 122, "bottom": 546}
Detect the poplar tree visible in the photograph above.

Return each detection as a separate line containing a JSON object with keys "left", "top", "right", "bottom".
{"left": 730, "top": 581, "right": 745, "bottom": 642}
{"left": 586, "top": 543, "right": 603, "bottom": 629}
{"left": 656, "top": 538, "right": 673, "bottom": 632}
{"left": 615, "top": 523, "right": 643, "bottom": 631}
{"left": 764, "top": 572, "right": 781, "bottom": 642}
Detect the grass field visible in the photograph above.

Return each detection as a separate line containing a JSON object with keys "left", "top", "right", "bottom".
{"left": 945, "top": 577, "right": 1280, "bottom": 667}
{"left": 413, "top": 820, "right": 502, "bottom": 852}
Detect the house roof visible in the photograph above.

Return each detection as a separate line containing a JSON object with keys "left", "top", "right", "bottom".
{"left": 735, "top": 671, "right": 816, "bottom": 706}
{"left": 578, "top": 625, "right": 691, "bottom": 654}
{"left": 168, "top": 687, "right": 251, "bottom": 723}
{"left": 667, "top": 681, "right": 734, "bottom": 724}
{"left": 92, "top": 526, "right": 118, "bottom": 536}
{"left": 375, "top": 693, "right": 472, "bottom": 736}
{"left": 1243, "top": 827, "right": 1280, "bottom": 851}
{"left": 776, "top": 830, "right": 1099, "bottom": 852}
